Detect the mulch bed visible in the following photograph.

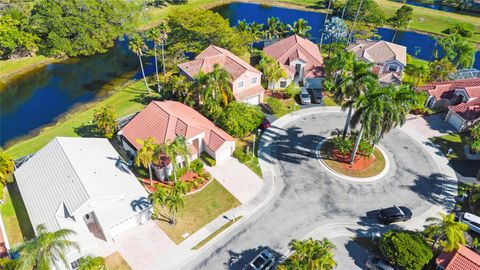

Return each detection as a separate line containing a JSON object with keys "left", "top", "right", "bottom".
{"left": 264, "top": 90, "right": 288, "bottom": 99}
{"left": 141, "top": 170, "right": 211, "bottom": 194}
{"left": 330, "top": 149, "right": 376, "bottom": 171}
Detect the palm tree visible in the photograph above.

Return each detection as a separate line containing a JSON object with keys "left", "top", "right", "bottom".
{"left": 288, "top": 18, "right": 312, "bottom": 37}
{"left": 236, "top": 20, "right": 250, "bottom": 32}
{"left": 346, "top": 0, "right": 365, "bottom": 44}
{"left": 0, "top": 149, "right": 14, "bottom": 187}
{"left": 135, "top": 137, "right": 158, "bottom": 186}
{"left": 149, "top": 185, "right": 169, "bottom": 219}
{"left": 166, "top": 191, "right": 184, "bottom": 225}
{"left": 16, "top": 224, "right": 79, "bottom": 270}
{"left": 78, "top": 255, "right": 106, "bottom": 270}
{"left": 250, "top": 22, "right": 265, "bottom": 42}
{"left": 324, "top": 50, "right": 355, "bottom": 80}
{"left": 147, "top": 28, "right": 161, "bottom": 91}
{"left": 280, "top": 238, "right": 336, "bottom": 270}
{"left": 319, "top": 0, "right": 333, "bottom": 49}
{"left": 206, "top": 64, "right": 233, "bottom": 107}
{"left": 264, "top": 17, "right": 285, "bottom": 41}
{"left": 404, "top": 62, "right": 429, "bottom": 86}
{"left": 129, "top": 34, "right": 150, "bottom": 94}
{"left": 157, "top": 136, "right": 190, "bottom": 183}
{"left": 425, "top": 213, "right": 468, "bottom": 251}
{"left": 158, "top": 21, "right": 170, "bottom": 78}
{"left": 258, "top": 54, "right": 287, "bottom": 90}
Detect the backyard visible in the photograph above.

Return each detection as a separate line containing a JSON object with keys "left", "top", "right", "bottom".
{"left": 155, "top": 180, "right": 240, "bottom": 244}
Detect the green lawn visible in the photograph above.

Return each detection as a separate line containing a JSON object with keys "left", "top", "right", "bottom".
{"left": 105, "top": 252, "right": 132, "bottom": 270}
{"left": 0, "top": 184, "right": 35, "bottom": 247}
{"left": 0, "top": 56, "right": 56, "bottom": 85}
{"left": 155, "top": 179, "right": 240, "bottom": 244}
{"left": 429, "top": 132, "right": 468, "bottom": 159}
{"left": 236, "top": 135, "right": 263, "bottom": 177}
{"left": 192, "top": 216, "right": 242, "bottom": 250}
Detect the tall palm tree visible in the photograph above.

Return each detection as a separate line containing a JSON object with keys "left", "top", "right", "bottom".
{"left": 206, "top": 64, "right": 233, "bottom": 107}
{"left": 236, "top": 20, "right": 250, "bottom": 32}
{"left": 16, "top": 224, "right": 79, "bottom": 270}
{"left": 324, "top": 50, "right": 355, "bottom": 80}
{"left": 0, "top": 149, "right": 14, "bottom": 187}
{"left": 250, "top": 22, "right": 265, "bottom": 42}
{"left": 157, "top": 136, "right": 190, "bottom": 183}
{"left": 166, "top": 191, "right": 184, "bottom": 225}
{"left": 288, "top": 18, "right": 312, "bottom": 37}
{"left": 264, "top": 17, "right": 285, "bottom": 41}
{"left": 426, "top": 213, "right": 468, "bottom": 252}
{"left": 78, "top": 255, "right": 106, "bottom": 270}
{"left": 129, "top": 34, "right": 150, "bottom": 94}
{"left": 150, "top": 185, "right": 169, "bottom": 219}
{"left": 147, "top": 28, "right": 162, "bottom": 91}
{"left": 258, "top": 54, "right": 287, "bottom": 90}
{"left": 135, "top": 137, "right": 157, "bottom": 185}
{"left": 280, "top": 238, "right": 336, "bottom": 270}
{"left": 346, "top": 0, "right": 365, "bottom": 44}
{"left": 158, "top": 21, "right": 170, "bottom": 78}
{"left": 319, "top": 0, "right": 333, "bottom": 49}
{"left": 404, "top": 62, "right": 429, "bottom": 87}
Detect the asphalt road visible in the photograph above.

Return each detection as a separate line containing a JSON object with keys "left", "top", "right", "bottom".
{"left": 185, "top": 112, "right": 453, "bottom": 270}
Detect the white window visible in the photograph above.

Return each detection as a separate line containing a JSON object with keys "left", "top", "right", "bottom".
{"left": 70, "top": 258, "right": 81, "bottom": 269}
{"left": 388, "top": 65, "right": 398, "bottom": 72}
{"left": 280, "top": 81, "right": 287, "bottom": 88}
{"left": 238, "top": 81, "right": 244, "bottom": 89}
{"left": 251, "top": 76, "right": 257, "bottom": 84}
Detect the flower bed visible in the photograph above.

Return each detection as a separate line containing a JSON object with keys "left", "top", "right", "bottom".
{"left": 141, "top": 170, "right": 212, "bottom": 194}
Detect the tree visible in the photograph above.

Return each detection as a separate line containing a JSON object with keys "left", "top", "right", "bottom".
{"left": 425, "top": 213, "right": 468, "bottom": 252}
{"left": 16, "top": 224, "right": 80, "bottom": 270}
{"left": 166, "top": 188, "right": 184, "bottom": 225}
{"left": 322, "top": 17, "right": 349, "bottom": 57}
{"left": 157, "top": 136, "right": 190, "bottom": 183}
{"left": 158, "top": 21, "right": 170, "bottom": 78}
{"left": 404, "top": 62, "right": 429, "bottom": 86}
{"left": 470, "top": 124, "right": 480, "bottom": 154}
{"left": 337, "top": 0, "right": 385, "bottom": 25}
{"left": 428, "top": 58, "right": 456, "bottom": 82}
{"left": 147, "top": 23, "right": 169, "bottom": 90}
{"left": 204, "top": 64, "right": 233, "bottom": 107}
{"left": 150, "top": 183, "right": 186, "bottom": 224}
{"left": 279, "top": 238, "right": 336, "bottom": 270}
{"left": 129, "top": 34, "right": 151, "bottom": 94}
{"left": 442, "top": 23, "right": 474, "bottom": 38}
{"left": 380, "top": 230, "right": 433, "bottom": 270}
{"left": 149, "top": 184, "right": 169, "bottom": 219}
{"left": 258, "top": 54, "right": 287, "bottom": 90}
{"left": 438, "top": 34, "right": 476, "bottom": 69}
{"left": 0, "top": 15, "right": 39, "bottom": 59}
{"left": 236, "top": 20, "right": 250, "bottom": 33}
{"left": 0, "top": 149, "right": 14, "bottom": 187}
{"left": 388, "top": 5, "right": 413, "bottom": 41}
{"left": 29, "top": 0, "right": 143, "bottom": 57}
{"left": 264, "top": 17, "right": 286, "bottom": 41}
{"left": 288, "top": 18, "right": 312, "bottom": 37}
{"left": 135, "top": 137, "right": 158, "bottom": 185}
{"left": 78, "top": 255, "right": 106, "bottom": 270}
{"left": 218, "top": 102, "right": 264, "bottom": 138}
{"left": 92, "top": 106, "right": 118, "bottom": 139}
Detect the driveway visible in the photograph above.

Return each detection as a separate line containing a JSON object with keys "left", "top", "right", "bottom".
{"left": 403, "top": 113, "right": 454, "bottom": 138}
{"left": 184, "top": 110, "right": 456, "bottom": 270}
{"left": 205, "top": 157, "right": 263, "bottom": 204}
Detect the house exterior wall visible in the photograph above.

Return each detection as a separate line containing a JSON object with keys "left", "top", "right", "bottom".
{"left": 446, "top": 109, "right": 466, "bottom": 131}
{"left": 381, "top": 59, "right": 405, "bottom": 75}
{"left": 213, "top": 141, "right": 236, "bottom": 164}
{"left": 272, "top": 76, "right": 293, "bottom": 89}
{"left": 232, "top": 71, "right": 262, "bottom": 93}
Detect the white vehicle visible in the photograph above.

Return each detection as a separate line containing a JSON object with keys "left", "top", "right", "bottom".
{"left": 460, "top": 212, "right": 480, "bottom": 234}
{"left": 243, "top": 249, "right": 275, "bottom": 270}
{"left": 299, "top": 87, "right": 311, "bottom": 105}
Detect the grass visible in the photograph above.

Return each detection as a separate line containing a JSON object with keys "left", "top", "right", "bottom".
{"left": 429, "top": 132, "right": 468, "bottom": 159}
{"left": 105, "top": 252, "right": 132, "bottom": 270}
{"left": 320, "top": 141, "right": 387, "bottom": 178}
{"left": 5, "top": 80, "right": 151, "bottom": 159}
{"left": 236, "top": 135, "right": 263, "bottom": 177}
{"left": 0, "top": 56, "right": 56, "bottom": 84}
{"left": 155, "top": 179, "right": 240, "bottom": 244}
{"left": 323, "top": 93, "right": 337, "bottom": 106}
{"left": 192, "top": 216, "right": 242, "bottom": 250}
{"left": 0, "top": 184, "right": 35, "bottom": 247}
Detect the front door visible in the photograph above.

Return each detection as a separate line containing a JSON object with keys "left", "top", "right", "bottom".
{"left": 294, "top": 64, "right": 302, "bottom": 82}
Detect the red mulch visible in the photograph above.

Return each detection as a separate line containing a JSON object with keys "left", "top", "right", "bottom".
{"left": 331, "top": 149, "right": 376, "bottom": 171}
{"left": 141, "top": 171, "right": 211, "bottom": 194}
{"left": 264, "top": 90, "right": 287, "bottom": 99}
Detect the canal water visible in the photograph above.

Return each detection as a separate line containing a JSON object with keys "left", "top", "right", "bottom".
{"left": 1, "top": 2, "right": 479, "bottom": 147}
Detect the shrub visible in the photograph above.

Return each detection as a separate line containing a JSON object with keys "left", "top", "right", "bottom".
{"left": 265, "top": 97, "right": 287, "bottom": 116}
{"left": 380, "top": 230, "right": 433, "bottom": 270}
{"left": 442, "top": 23, "right": 474, "bottom": 38}
{"left": 217, "top": 102, "right": 264, "bottom": 138}
{"left": 234, "top": 147, "right": 250, "bottom": 163}
{"left": 285, "top": 83, "right": 301, "bottom": 99}
{"left": 332, "top": 136, "right": 352, "bottom": 155}
{"left": 190, "top": 158, "right": 204, "bottom": 174}
{"left": 201, "top": 152, "right": 216, "bottom": 167}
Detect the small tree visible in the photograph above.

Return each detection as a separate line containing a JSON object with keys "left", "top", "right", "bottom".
{"left": 218, "top": 102, "right": 264, "bottom": 138}
{"left": 78, "top": 255, "right": 106, "bottom": 270}
{"left": 135, "top": 137, "right": 158, "bottom": 185}
{"left": 388, "top": 5, "right": 413, "bottom": 42}
{"left": 0, "top": 149, "right": 14, "bottom": 187}
{"left": 279, "top": 238, "right": 336, "bottom": 270}
{"left": 258, "top": 54, "right": 287, "bottom": 90}
{"left": 469, "top": 123, "right": 480, "bottom": 154}
{"left": 93, "top": 106, "right": 118, "bottom": 139}
{"left": 380, "top": 230, "right": 433, "bottom": 270}
{"left": 425, "top": 213, "right": 468, "bottom": 251}
{"left": 285, "top": 83, "right": 301, "bottom": 99}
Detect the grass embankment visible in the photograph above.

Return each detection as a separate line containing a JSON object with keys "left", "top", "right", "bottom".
{"left": 105, "top": 252, "right": 132, "bottom": 270}
{"left": 192, "top": 216, "right": 242, "bottom": 250}
{"left": 0, "top": 56, "right": 56, "bottom": 85}
{"left": 155, "top": 180, "right": 240, "bottom": 244}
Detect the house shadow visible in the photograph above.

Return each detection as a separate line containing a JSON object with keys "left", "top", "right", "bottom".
{"left": 6, "top": 181, "right": 36, "bottom": 242}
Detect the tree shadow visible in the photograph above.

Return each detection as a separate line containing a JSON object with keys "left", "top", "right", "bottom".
{"left": 129, "top": 92, "right": 162, "bottom": 105}
{"left": 73, "top": 123, "right": 101, "bottom": 137}
{"left": 403, "top": 173, "right": 457, "bottom": 210}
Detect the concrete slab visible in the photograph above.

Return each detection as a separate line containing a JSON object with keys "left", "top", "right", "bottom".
{"left": 404, "top": 114, "right": 454, "bottom": 138}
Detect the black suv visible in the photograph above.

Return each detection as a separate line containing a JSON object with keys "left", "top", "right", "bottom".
{"left": 378, "top": 206, "right": 412, "bottom": 224}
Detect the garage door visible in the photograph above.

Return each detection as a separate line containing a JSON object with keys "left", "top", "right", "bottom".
{"left": 109, "top": 210, "right": 150, "bottom": 239}
{"left": 215, "top": 146, "right": 233, "bottom": 164}
{"left": 244, "top": 95, "right": 260, "bottom": 105}
{"left": 447, "top": 113, "right": 463, "bottom": 131}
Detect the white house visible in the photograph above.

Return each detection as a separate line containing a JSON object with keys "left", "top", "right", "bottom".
{"left": 14, "top": 137, "right": 152, "bottom": 269}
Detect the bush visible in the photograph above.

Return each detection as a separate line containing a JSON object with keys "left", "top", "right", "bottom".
{"left": 190, "top": 158, "right": 204, "bottom": 174}
{"left": 217, "top": 102, "right": 264, "bottom": 138}
{"left": 380, "top": 230, "right": 433, "bottom": 270}
{"left": 234, "top": 147, "right": 251, "bottom": 163}
{"left": 332, "top": 136, "right": 352, "bottom": 155}
{"left": 265, "top": 97, "right": 287, "bottom": 116}
{"left": 285, "top": 83, "right": 301, "bottom": 99}
{"left": 442, "top": 23, "right": 474, "bottom": 38}
{"left": 201, "top": 152, "right": 216, "bottom": 167}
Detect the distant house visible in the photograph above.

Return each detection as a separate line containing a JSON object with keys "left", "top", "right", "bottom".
{"left": 14, "top": 137, "right": 152, "bottom": 270}
{"left": 118, "top": 101, "right": 235, "bottom": 180}
{"left": 435, "top": 245, "right": 480, "bottom": 270}
{"left": 418, "top": 78, "right": 480, "bottom": 131}
{"left": 178, "top": 45, "right": 265, "bottom": 105}
{"left": 347, "top": 40, "right": 407, "bottom": 86}
{"left": 263, "top": 34, "right": 325, "bottom": 90}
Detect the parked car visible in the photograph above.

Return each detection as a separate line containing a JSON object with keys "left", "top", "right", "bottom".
{"left": 378, "top": 206, "right": 412, "bottom": 224}
{"left": 259, "top": 118, "right": 271, "bottom": 130}
{"left": 299, "top": 87, "right": 311, "bottom": 105}
{"left": 309, "top": 89, "right": 323, "bottom": 104}
{"left": 460, "top": 212, "right": 480, "bottom": 234}
{"left": 366, "top": 257, "right": 396, "bottom": 270}
{"left": 243, "top": 249, "right": 275, "bottom": 270}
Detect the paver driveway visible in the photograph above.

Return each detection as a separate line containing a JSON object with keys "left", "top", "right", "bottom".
{"left": 185, "top": 111, "right": 456, "bottom": 270}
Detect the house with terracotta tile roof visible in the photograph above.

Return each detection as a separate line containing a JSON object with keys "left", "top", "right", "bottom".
{"left": 418, "top": 78, "right": 480, "bottom": 131}
{"left": 347, "top": 40, "right": 407, "bottom": 86}
{"left": 263, "top": 34, "right": 325, "bottom": 90}
{"left": 118, "top": 101, "right": 235, "bottom": 180}
{"left": 178, "top": 45, "right": 265, "bottom": 105}
{"left": 435, "top": 245, "right": 480, "bottom": 270}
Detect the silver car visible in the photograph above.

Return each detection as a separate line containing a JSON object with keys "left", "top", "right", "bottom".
{"left": 299, "top": 87, "right": 311, "bottom": 105}
{"left": 366, "top": 257, "right": 396, "bottom": 270}
{"left": 243, "top": 249, "right": 275, "bottom": 270}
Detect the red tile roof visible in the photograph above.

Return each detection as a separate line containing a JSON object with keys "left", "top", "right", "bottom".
{"left": 418, "top": 78, "right": 480, "bottom": 101}
{"left": 347, "top": 40, "right": 407, "bottom": 66}
{"left": 263, "top": 34, "right": 324, "bottom": 78}
{"left": 121, "top": 101, "right": 234, "bottom": 153}
{"left": 450, "top": 97, "right": 480, "bottom": 121}
{"left": 436, "top": 245, "right": 480, "bottom": 270}
{"left": 233, "top": 85, "right": 265, "bottom": 101}
{"left": 178, "top": 45, "right": 261, "bottom": 80}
